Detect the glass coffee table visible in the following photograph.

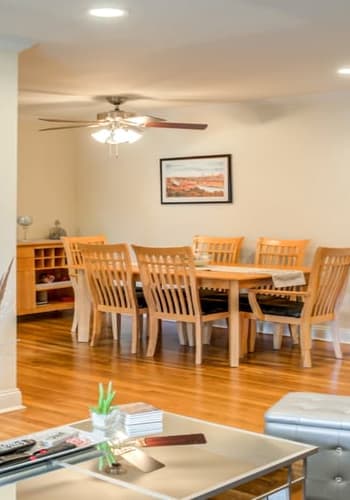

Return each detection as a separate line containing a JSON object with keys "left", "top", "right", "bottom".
{"left": 0, "top": 412, "right": 317, "bottom": 499}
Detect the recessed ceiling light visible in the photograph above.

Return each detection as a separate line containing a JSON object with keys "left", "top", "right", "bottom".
{"left": 89, "top": 7, "right": 126, "bottom": 18}
{"left": 337, "top": 67, "right": 350, "bottom": 75}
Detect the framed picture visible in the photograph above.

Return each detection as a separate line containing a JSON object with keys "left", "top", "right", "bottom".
{"left": 160, "top": 154, "right": 232, "bottom": 204}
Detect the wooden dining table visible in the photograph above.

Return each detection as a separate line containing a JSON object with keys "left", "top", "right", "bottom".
{"left": 75, "top": 263, "right": 309, "bottom": 367}
{"left": 195, "top": 266, "right": 272, "bottom": 366}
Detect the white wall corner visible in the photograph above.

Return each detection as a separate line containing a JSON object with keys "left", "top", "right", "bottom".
{"left": 0, "top": 35, "right": 33, "bottom": 52}
{"left": 0, "top": 388, "right": 24, "bottom": 414}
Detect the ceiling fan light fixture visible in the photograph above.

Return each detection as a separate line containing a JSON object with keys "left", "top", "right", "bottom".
{"left": 91, "top": 126, "right": 143, "bottom": 144}
{"left": 88, "top": 7, "right": 127, "bottom": 18}
{"left": 337, "top": 67, "right": 350, "bottom": 75}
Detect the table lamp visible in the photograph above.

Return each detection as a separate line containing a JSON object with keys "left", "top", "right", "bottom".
{"left": 17, "top": 215, "right": 33, "bottom": 240}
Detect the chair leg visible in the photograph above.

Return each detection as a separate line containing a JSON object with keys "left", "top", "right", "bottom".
{"left": 273, "top": 324, "right": 284, "bottom": 350}
{"left": 177, "top": 322, "right": 187, "bottom": 345}
{"left": 331, "top": 319, "right": 343, "bottom": 359}
{"left": 187, "top": 324, "right": 195, "bottom": 346}
{"left": 70, "top": 281, "right": 79, "bottom": 334}
{"left": 142, "top": 313, "right": 149, "bottom": 339}
{"left": 146, "top": 316, "right": 160, "bottom": 357}
{"left": 131, "top": 314, "right": 139, "bottom": 354}
{"left": 90, "top": 309, "right": 102, "bottom": 346}
{"left": 202, "top": 323, "right": 212, "bottom": 345}
{"left": 288, "top": 324, "right": 299, "bottom": 345}
{"left": 300, "top": 322, "right": 312, "bottom": 368}
{"left": 71, "top": 300, "right": 79, "bottom": 334}
{"left": 111, "top": 314, "right": 120, "bottom": 340}
{"left": 248, "top": 320, "right": 256, "bottom": 353}
{"left": 194, "top": 320, "right": 203, "bottom": 365}
{"left": 178, "top": 323, "right": 195, "bottom": 346}
{"left": 138, "top": 313, "right": 146, "bottom": 338}
{"left": 240, "top": 316, "right": 249, "bottom": 358}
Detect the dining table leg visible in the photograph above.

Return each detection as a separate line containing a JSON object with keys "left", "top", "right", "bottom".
{"left": 228, "top": 280, "right": 240, "bottom": 367}
{"left": 76, "top": 269, "right": 91, "bottom": 342}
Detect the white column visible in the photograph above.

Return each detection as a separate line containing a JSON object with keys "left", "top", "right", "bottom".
{"left": 0, "top": 37, "right": 32, "bottom": 412}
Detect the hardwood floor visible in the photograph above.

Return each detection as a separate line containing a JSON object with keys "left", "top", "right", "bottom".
{"left": 1, "top": 312, "right": 348, "bottom": 498}
{"left": 1, "top": 311, "right": 349, "bottom": 441}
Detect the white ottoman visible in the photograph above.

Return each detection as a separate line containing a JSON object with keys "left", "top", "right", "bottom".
{"left": 265, "top": 392, "right": 350, "bottom": 500}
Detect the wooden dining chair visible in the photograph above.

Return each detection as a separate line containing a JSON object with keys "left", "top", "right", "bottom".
{"left": 244, "top": 247, "right": 350, "bottom": 368}
{"left": 132, "top": 245, "right": 230, "bottom": 365}
{"left": 80, "top": 243, "right": 147, "bottom": 353}
{"left": 187, "top": 235, "right": 244, "bottom": 346}
{"left": 61, "top": 235, "right": 106, "bottom": 334}
{"left": 247, "top": 237, "right": 310, "bottom": 353}
{"left": 255, "top": 237, "right": 310, "bottom": 267}
{"left": 192, "top": 235, "right": 244, "bottom": 264}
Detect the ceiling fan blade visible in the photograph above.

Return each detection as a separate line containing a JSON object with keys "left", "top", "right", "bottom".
{"left": 124, "top": 115, "right": 166, "bottom": 125}
{"left": 39, "top": 123, "right": 106, "bottom": 131}
{"left": 39, "top": 118, "right": 100, "bottom": 124}
{"left": 145, "top": 121, "right": 208, "bottom": 130}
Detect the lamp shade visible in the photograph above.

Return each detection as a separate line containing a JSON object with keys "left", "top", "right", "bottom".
{"left": 91, "top": 126, "right": 143, "bottom": 144}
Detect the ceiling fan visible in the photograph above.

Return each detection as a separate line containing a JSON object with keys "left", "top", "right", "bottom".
{"left": 38, "top": 96, "right": 208, "bottom": 146}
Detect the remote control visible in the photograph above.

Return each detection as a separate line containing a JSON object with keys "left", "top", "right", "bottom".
{"left": 0, "top": 439, "right": 36, "bottom": 456}
{"left": 39, "top": 429, "right": 78, "bottom": 447}
{"left": 0, "top": 452, "right": 32, "bottom": 467}
{"left": 0, "top": 442, "right": 78, "bottom": 468}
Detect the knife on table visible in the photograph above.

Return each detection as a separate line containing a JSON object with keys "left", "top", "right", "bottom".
{"left": 108, "top": 433, "right": 206, "bottom": 473}
{"left": 126, "top": 433, "right": 207, "bottom": 447}
{"left": 113, "top": 446, "right": 165, "bottom": 473}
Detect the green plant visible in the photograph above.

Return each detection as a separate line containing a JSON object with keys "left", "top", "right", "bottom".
{"left": 91, "top": 381, "right": 117, "bottom": 415}
{"left": 97, "top": 442, "right": 116, "bottom": 471}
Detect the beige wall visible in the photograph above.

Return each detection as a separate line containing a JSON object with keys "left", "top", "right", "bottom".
{"left": 75, "top": 93, "right": 350, "bottom": 256}
{"left": 17, "top": 116, "right": 78, "bottom": 240}
{"left": 18, "top": 91, "right": 350, "bottom": 335}
{"left": 0, "top": 50, "right": 22, "bottom": 411}
{"left": 75, "top": 93, "right": 350, "bottom": 333}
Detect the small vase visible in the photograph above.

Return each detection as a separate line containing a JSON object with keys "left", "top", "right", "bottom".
{"left": 90, "top": 409, "right": 120, "bottom": 436}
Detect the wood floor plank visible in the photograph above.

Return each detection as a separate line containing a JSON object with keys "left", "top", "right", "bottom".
{"left": 1, "top": 312, "right": 348, "bottom": 440}
{"left": 1, "top": 312, "right": 345, "bottom": 497}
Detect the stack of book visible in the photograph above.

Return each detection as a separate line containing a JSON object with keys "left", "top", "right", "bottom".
{"left": 119, "top": 402, "right": 163, "bottom": 437}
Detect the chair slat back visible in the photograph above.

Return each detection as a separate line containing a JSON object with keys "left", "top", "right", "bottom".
{"left": 133, "top": 245, "right": 201, "bottom": 318}
{"left": 62, "top": 235, "right": 106, "bottom": 278}
{"left": 255, "top": 238, "right": 310, "bottom": 267}
{"left": 80, "top": 243, "right": 137, "bottom": 311}
{"left": 192, "top": 235, "right": 244, "bottom": 264}
{"left": 308, "top": 247, "right": 350, "bottom": 317}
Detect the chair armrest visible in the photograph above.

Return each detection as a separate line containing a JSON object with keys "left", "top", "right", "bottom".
{"left": 247, "top": 290, "right": 264, "bottom": 319}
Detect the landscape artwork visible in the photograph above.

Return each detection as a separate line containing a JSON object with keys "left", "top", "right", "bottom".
{"left": 160, "top": 154, "right": 232, "bottom": 204}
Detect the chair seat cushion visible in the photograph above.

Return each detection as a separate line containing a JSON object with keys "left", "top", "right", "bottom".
{"left": 135, "top": 289, "right": 147, "bottom": 309}
{"left": 202, "top": 293, "right": 303, "bottom": 318}
{"left": 200, "top": 297, "right": 228, "bottom": 315}
{"left": 239, "top": 294, "right": 303, "bottom": 318}
{"left": 260, "top": 298, "right": 303, "bottom": 318}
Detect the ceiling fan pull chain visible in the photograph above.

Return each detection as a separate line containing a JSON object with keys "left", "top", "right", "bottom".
{"left": 108, "top": 142, "right": 119, "bottom": 157}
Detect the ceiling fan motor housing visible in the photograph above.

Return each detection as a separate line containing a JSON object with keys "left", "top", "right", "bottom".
{"left": 97, "top": 109, "right": 136, "bottom": 121}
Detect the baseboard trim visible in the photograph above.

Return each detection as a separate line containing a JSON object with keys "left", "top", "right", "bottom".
{"left": 0, "top": 388, "right": 24, "bottom": 414}
{"left": 311, "top": 324, "right": 350, "bottom": 344}
{"left": 212, "top": 321, "right": 350, "bottom": 344}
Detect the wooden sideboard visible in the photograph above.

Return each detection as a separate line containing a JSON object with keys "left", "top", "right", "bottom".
{"left": 17, "top": 240, "right": 74, "bottom": 316}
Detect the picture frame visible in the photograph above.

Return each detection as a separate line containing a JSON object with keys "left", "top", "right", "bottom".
{"left": 160, "top": 154, "right": 232, "bottom": 204}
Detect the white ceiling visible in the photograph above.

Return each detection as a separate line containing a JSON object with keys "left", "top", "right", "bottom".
{"left": 2, "top": 0, "right": 350, "bottom": 117}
